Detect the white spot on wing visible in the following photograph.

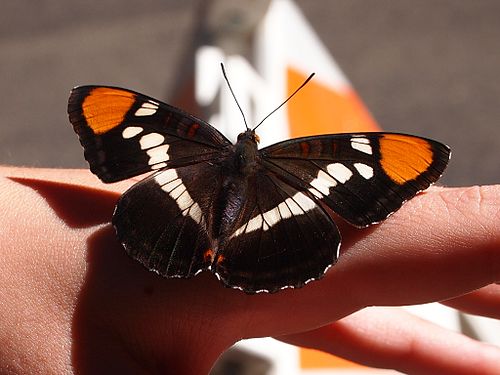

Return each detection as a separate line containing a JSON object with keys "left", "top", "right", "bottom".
{"left": 176, "top": 190, "right": 194, "bottom": 211}
{"left": 169, "top": 184, "right": 185, "bottom": 200}
{"left": 147, "top": 144, "right": 170, "bottom": 165}
{"left": 263, "top": 207, "right": 281, "bottom": 228}
{"left": 154, "top": 169, "right": 204, "bottom": 224}
{"left": 231, "top": 191, "right": 317, "bottom": 238}
{"left": 277, "top": 201, "right": 292, "bottom": 219}
{"left": 154, "top": 168, "right": 177, "bottom": 185}
{"left": 293, "top": 192, "right": 316, "bottom": 211}
{"left": 283, "top": 194, "right": 304, "bottom": 216}
{"left": 354, "top": 163, "right": 374, "bottom": 179}
{"left": 351, "top": 137, "right": 373, "bottom": 155}
{"left": 246, "top": 215, "right": 263, "bottom": 232}
{"left": 188, "top": 205, "right": 203, "bottom": 224}
{"left": 309, "top": 189, "right": 323, "bottom": 199}
{"left": 327, "top": 163, "right": 353, "bottom": 183}
{"left": 140, "top": 133, "right": 165, "bottom": 150}
{"left": 151, "top": 162, "right": 167, "bottom": 170}
{"left": 135, "top": 101, "right": 159, "bottom": 116}
{"left": 351, "top": 136, "right": 370, "bottom": 143}
{"left": 310, "top": 170, "right": 337, "bottom": 196}
{"left": 122, "top": 126, "right": 143, "bottom": 139}
{"left": 135, "top": 107, "right": 157, "bottom": 116}
{"left": 162, "top": 178, "right": 181, "bottom": 192}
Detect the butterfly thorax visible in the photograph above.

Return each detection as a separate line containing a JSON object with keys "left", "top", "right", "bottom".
{"left": 233, "top": 130, "right": 260, "bottom": 175}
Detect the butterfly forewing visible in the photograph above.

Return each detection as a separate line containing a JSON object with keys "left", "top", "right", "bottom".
{"left": 68, "top": 86, "right": 231, "bottom": 182}
{"left": 261, "top": 133, "right": 450, "bottom": 227}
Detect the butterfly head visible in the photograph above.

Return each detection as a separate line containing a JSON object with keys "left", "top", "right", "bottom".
{"left": 237, "top": 129, "right": 260, "bottom": 145}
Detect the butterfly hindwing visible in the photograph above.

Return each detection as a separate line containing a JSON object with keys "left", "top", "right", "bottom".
{"left": 112, "top": 161, "right": 224, "bottom": 278}
{"left": 214, "top": 172, "right": 340, "bottom": 293}
{"left": 261, "top": 133, "right": 450, "bottom": 227}
{"left": 68, "top": 86, "right": 231, "bottom": 182}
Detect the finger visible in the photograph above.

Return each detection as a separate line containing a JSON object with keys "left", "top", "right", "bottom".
{"left": 236, "top": 185, "right": 500, "bottom": 338}
{"left": 5, "top": 166, "right": 499, "bottom": 342}
{"left": 442, "top": 284, "right": 500, "bottom": 319}
{"left": 332, "top": 185, "right": 500, "bottom": 308}
{"left": 278, "top": 307, "right": 500, "bottom": 375}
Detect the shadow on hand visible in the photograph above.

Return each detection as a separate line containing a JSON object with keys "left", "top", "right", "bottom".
{"left": 7, "top": 176, "right": 379, "bottom": 373}
{"left": 8, "top": 177, "right": 203, "bottom": 372}
{"left": 9, "top": 177, "right": 117, "bottom": 228}
{"left": 72, "top": 225, "right": 236, "bottom": 374}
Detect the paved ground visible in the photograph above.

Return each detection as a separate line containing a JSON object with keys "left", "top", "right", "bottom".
{"left": 1, "top": 0, "right": 499, "bottom": 186}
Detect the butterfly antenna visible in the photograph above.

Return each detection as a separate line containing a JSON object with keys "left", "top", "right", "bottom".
{"left": 252, "top": 72, "right": 315, "bottom": 131}
{"left": 221, "top": 63, "right": 250, "bottom": 131}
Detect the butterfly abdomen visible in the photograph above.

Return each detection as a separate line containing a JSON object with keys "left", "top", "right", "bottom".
{"left": 209, "top": 132, "right": 264, "bottom": 246}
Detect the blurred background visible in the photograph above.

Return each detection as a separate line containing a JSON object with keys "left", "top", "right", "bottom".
{"left": 1, "top": 0, "right": 499, "bottom": 186}
{"left": 1, "top": 1, "right": 499, "bottom": 374}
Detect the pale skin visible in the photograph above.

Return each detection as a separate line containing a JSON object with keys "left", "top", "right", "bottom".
{"left": 0, "top": 166, "right": 499, "bottom": 374}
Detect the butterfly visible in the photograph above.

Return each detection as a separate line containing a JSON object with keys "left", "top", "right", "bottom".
{"left": 68, "top": 73, "right": 450, "bottom": 294}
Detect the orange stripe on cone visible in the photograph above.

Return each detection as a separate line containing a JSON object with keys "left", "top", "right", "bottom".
{"left": 286, "top": 67, "right": 380, "bottom": 138}
{"left": 287, "top": 67, "right": 378, "bottom": 370}
{"left": 300, "top": 347, "right": 368, "bottom": 370}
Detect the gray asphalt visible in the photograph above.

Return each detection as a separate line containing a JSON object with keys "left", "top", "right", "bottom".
{"left": 1, "top": 0, "right": 499, "bottom": 186}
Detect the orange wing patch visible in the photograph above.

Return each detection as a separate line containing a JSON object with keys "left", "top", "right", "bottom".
{"left": 82, "top": 87, "right": 136, "bottom": 135}
{"left": 379, "top": 134, "right": 434, "bottom": 184}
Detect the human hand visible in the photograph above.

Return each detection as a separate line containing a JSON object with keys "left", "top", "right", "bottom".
{"left": 1, "top": 166, "right": 499, "bottom": 374}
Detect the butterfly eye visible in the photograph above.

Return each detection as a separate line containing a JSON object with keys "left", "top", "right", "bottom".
{"left": 253, "top": 133, "right": 260, "bottom": 143}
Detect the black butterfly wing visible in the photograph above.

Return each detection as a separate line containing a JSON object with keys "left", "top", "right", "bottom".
{"left": 261, "top": 133, "right": 450, "bottom": 227}
{"left": 68, "top": 86, "right": 232, "bottom": 182}
{"left": 113, "top": 161, "right": 224, "bottom": 278}
{"left": 213, "top": 172, "right": 340, "bottom": 294}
